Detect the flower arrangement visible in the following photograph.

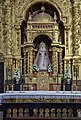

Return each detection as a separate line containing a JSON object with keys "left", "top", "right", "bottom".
{"left": 33, "top": 64, "right": 39, "bottom": 75}
{"left": 48, "top": 63, "right": 53, "bottom": 75}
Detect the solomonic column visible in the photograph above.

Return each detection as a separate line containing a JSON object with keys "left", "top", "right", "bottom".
{"left": 73, "top": 2, "right": 79, "bottom": 55}
{"left": 52, "top": 46, "right": 57, "bottom": 74}
{"left": 5, "top": 0, "right": 12, "bottom": 55}
{"left": 59, "top": 48, "right": 63, "bottom": 74}
{"left": 24, "top": 50, "right": 27, "bottom": 75}
{"left": 28, "top": 46, "right": 33, "bottom": 74}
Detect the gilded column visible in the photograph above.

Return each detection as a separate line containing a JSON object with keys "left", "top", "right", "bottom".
{"left": 24, "top": 49, "right": 26, "bottom": 75}
{"left": 53, "top": 12, "right": 59, "bottom": 43}
{"left": 0, "top": 1, "right": 2, "bottom": 51}
{"left": 55, "top": 48, "right": 57, "bottom": 73}
{"left": 59, "top": 49, "right": 63, "bottom": 74}
{"left": 5, "top": 0, "right": 12, "bottom": 55}
{"left": 73, "top": 2, "right": 79, "bottom": 55}
{"left": 11, "top": 1, "right": 16, "bottom": 56}
{"left": 64, "top": 25, "right": 69, "bottom": 54}
{"left": 52, "top": 47, "right": 55, "bottom": 73}
{"left": 28, "top": 47, "right": 33, "bottom": 74}
{"left": 69, "top": 60, "right": 71, "bottom": 68}
{"left": 16, "top": 30, "right": 21, "bottom": 55}
{"left": 64, "top": 60, "right": 67, "bottom": 72}
{"left": 14, "top": 25, "right": 21, "bottom": 57}
{"left": 33, "top": 50, "right": 35, "bottom": 63}
{"left": 27, "top": 51, "right": 30, "bottom": 74}
{"left": 52, "top": 46, "right": 57, "bottom": 74}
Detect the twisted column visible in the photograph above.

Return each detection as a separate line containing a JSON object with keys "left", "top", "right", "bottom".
{"left": 59, "top": 49, "right": 63, "bottom": 74}
{"left": 5, "top": 1, "right": 12, "bottom": 55}
{"left": 52, "top": 47, "right": 57, "bottom": 74}
{"left": 52, "top": 47, "right": 55, "bottom": 73}
{"left": 29, "top": 47, "right": 33, "bottom": 74}
{"left": 64, "top": 60, "right": 67, "bottom": 72}
{"left": 73, "top": 3, "right": 79, "bottom": 55}
{"left": 0, "top": 2, "right": 2, "bottom": 50}
{"left": 24, "top": 51, "right": 26, "bottom": 75}
{"left": 64, "top": 25, "right": 69, "bottom": 54}
{"left": 16, "top": 30, "right": 21, "bottom": 55}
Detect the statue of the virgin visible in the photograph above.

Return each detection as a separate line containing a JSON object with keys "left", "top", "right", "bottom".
{"left": 34, "top": 42, "right": 50, "bottom": 70}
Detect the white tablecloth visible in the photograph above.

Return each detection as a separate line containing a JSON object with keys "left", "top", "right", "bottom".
{"left": 0, "top": 91, "right": 81, "bottom": 103}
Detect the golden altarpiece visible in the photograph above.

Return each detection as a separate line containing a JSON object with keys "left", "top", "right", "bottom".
{"left": 20, "top": 5, "right": 64, "bottom": 91}
{"left": 0, "top": 0, "right": 81, "bottom": 91}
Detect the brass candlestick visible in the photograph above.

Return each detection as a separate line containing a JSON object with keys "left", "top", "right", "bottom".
{"left": 75, "top": 85, "right": 78, "bottom": 94}
{"left": 63, "top": 84, "right": 66, "bottom": 93}
{"left": 11, "top": 84, "right": 14, "bottom": 93}
{"left": 56, "top": 85, "right": 59, "bottom": 93}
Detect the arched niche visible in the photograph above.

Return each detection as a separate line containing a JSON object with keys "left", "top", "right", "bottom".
{"left": 33, "top": 35, "right": 52, "bottom": 63}
{"left": 33, "top": 35, "right": 52, "bottom": 48}
{"left": 23, "top": 1, "right": 61, "bottom": 22}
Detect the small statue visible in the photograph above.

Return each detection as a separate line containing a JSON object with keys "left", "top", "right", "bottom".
{"left": 34, "top": 42, "right": 50, "bottom": 70}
